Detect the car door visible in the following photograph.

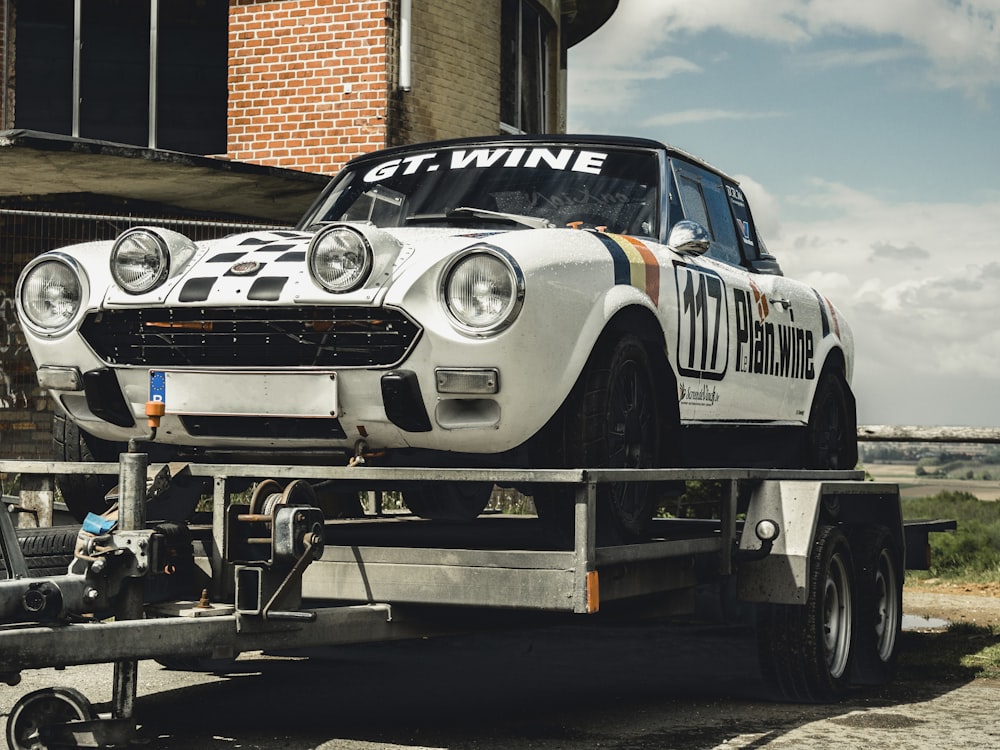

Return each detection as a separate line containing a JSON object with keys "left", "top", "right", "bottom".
{"left": 721, "top": 177, "right": 823, "bottom": 423}
{"left": 669, "top": 160, "right": 789, "bottom": 422}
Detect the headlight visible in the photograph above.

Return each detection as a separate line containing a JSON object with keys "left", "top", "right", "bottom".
{"left": 308, "top": 225, "right": 373, "bottom": 292}
{"left": 17, "top": 255, "right": 86, "bottom": 333}
{"left": 442, "top": 247, "right": 524, "bottom": 335}
{"left": 110, "top": 228, "right": 170, "bottom": 294}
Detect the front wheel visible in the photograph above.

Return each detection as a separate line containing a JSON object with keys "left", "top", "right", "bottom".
{"left": 535, "top": 334, "right": 671, "bottom": 546}
{"left": 757, "top": 525, "right": 855, "bottom": 702}
{"left": 52, "top": 407, "right": 123, "bottom": 521}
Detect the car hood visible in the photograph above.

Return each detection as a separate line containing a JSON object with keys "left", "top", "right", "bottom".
{"left": 97, "top": 224, "right": 531, "bottom": 310}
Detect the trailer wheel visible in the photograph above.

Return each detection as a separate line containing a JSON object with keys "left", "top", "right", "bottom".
{"left": 757, "top": 525, "right": 855, "bottom": 702}
{"left": 851, "top": 527, "right": 902, "bottom": 685}
{"left": 535, "top": 334, "right": 665, "bottom": 546}
{"left": 6, "top": 686, "right": 95, "bottom": 750}
{"left": 403, "top": 482, "right": 492, "bottom": 521}
{"left": 804, "top": 372, "right": 857, "bottom": 470}
{"left": 0, "top": 526, "right": 80, "bottom": 580}
{"left": 52, "top": 407, "right": 122, "bottom": 522}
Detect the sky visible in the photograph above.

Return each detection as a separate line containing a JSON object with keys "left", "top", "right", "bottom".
{"left": 567, "top": 0, "right": 1000, "bottom": 429}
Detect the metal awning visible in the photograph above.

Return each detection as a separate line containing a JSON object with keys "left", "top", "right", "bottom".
{"left": 0, "top": 130, "right": 329, "bottom": 224}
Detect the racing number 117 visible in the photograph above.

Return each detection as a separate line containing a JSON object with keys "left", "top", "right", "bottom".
{"left": 677, "top": 266, "right": 727, "bottom": 379}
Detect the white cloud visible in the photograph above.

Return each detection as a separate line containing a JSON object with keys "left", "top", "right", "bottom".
{"left": 569, "top": 0, "right": 1000, "bottom": 110}
{"left": 569, "top": 56, "right": 701, "bottom": 113}
{"left": 755, "top": 179, "right": 1000, "bottom": 425}
{"left": 641, "top": 109, "right": 784, "bottom": 127}
{"left": 795, "top": 45, "right": 917, "bottom": 70}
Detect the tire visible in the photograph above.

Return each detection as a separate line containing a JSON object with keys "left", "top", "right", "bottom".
{"left": 851, "top": 526, "right": 902, "bottom": 685}
{"left": 52, "top": 407, "right": 123, "bottom": 521}
{"left": 0, "top": 526, "right": 80, "bottom": 581}
{"left": 757, "top": 525, "right": 855, "bottom": 702}
{"left": 535, "top": 334, "right": 669, "bottom": 546}
{"left": 403, "top": 482, "right": 493, "bottom": 521}
{"left": 804, "top": 372, "right": 858, "bottom": 470}
{"left": 6, "top": 686, "right": 95, "bottom": 750}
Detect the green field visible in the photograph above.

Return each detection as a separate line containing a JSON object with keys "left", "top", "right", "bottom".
{"left": 864, "top": 462, "right": 1000, "bottom": 501}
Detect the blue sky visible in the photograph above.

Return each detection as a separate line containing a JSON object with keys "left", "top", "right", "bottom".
{"left": 568, "top": 0, "right": 1000, "bottom": 428}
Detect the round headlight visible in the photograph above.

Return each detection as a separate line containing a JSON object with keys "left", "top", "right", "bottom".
{"left": 17, "top": 256, "right": 85, "bottom": 333}
{"left": 308, "top": 225, "right": 373, "bottom": 292}
{"left": 110, "top": 229, "right": 170, "bottom": 294}
{"left": 443, "top": 248, "right": 524, "bottom": 335}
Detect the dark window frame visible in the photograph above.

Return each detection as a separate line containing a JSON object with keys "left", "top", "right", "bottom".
{"left": 500, "top": 0, "right": 551, "bottom": 134}
{"left": 13, "top": 0, "right": 227, "bottom": 154}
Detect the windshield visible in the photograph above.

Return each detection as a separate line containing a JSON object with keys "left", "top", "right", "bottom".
{"left": 301, "top": 144, "right": 660, "bottom": 236}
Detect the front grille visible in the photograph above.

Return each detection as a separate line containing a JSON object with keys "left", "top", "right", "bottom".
{"left": 81, "top": 306, "right": 421, "bottom": 368}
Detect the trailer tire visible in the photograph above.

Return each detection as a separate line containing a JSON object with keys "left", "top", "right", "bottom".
{"left": 757, "top": 525, "right": 855, "bottom": 702}
{"left": 851, "top": 526, "right": 902, "bottom": 685}
{"left": 6, "top": 686, "right": 95, "bottom": 750}
{"left": 52, "top": 407, "right": 122, "bottom": 521}
{"left": 534, "top": 334, "right": 665, "bottom": 546}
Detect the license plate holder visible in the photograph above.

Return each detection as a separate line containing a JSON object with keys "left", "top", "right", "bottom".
{"left": 148, "top": 370, "right": 338, "bottom": 418}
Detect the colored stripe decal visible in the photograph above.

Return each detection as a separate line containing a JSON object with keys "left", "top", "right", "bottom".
{"left": 622, "top": 235, "right": 660, "bottom": 307}
{"left": 593, "top": 233, "right": 660, "bottom": 306}
{"left": 594, "top": 232, "right": 632, "bottom": 286}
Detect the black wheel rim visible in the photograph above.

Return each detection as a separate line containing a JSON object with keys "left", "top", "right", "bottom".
{"left": 606, "top": 358, "right": 656, "bottom": 525}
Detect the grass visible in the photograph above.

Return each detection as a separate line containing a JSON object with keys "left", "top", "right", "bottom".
{"left": 902, "top": 490, "right": 1000, "bottom": 580}
{"left": 898, "top": 623, "right": 1000, "bottom": 683}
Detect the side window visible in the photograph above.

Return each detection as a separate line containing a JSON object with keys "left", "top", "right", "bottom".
{"left": 672, "top": 162, "right": 741, "bottom": 266}
{"left": 724, "top": 181, "right": 759, "bottom": 260}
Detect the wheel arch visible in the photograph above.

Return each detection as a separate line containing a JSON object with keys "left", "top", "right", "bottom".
{"left": 596, "top": 304, "right": 681, "bottom": 453}
{"left": 529, "top": 303, "right": 680, "bottom": 469}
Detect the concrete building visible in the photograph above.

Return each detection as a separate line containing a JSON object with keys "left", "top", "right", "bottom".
{"left": 0, "top": 0, "right": 617, "bottom": 459}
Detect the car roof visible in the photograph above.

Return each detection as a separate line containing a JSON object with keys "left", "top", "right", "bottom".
{"left": 342, "top": 133, "right": 736, "bottom": 184}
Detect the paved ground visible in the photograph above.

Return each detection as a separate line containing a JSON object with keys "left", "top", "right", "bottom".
{"left": 3, "top": 588, "right": 999, "bottom": 750}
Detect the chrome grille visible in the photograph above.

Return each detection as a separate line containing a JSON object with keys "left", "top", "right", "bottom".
{"left": 81, "top": 306, "right": 421, "bottom": 368}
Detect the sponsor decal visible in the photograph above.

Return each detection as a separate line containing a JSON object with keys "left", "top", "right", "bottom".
{"left": 680, "top": 382, "right": 720, "bottom": 406}
{"left": 594, "top": 233, "right": 660, "bottom": 306}
{"left": 733, "top": 287, "right": 814, "bottom": 380}
{"left": 674, "top": 263, "right": 729, "bottom": 380}
{"left": 363, "top": 147, "right": 609, "bottom": 183}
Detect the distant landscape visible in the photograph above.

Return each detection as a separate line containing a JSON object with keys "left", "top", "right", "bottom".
{"left": 861, "top": 443, "right": 1000, "bottom": 501}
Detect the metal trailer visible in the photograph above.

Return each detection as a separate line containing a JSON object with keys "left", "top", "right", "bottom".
{"left": 0, "top": 455, "right": 950, "bottom": 749}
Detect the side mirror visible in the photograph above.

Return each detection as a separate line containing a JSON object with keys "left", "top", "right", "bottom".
{"left": 667, "top": 220, "right": 710, "bottom": 256}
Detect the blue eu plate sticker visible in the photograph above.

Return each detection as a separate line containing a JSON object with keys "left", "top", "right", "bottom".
{"left": 149, "top": 370, "right": 166, "bottom": 403}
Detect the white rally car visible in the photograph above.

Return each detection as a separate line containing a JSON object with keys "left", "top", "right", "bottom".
{"left": 16, "top": 135, "right": 856, "bottom": 539}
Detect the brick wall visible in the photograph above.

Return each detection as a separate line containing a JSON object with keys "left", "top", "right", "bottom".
{"left": 400, "top": 0, "right": 502, "bottom": 144}
{"left": 227, "top": 0, "right": 391, "bottom": 176}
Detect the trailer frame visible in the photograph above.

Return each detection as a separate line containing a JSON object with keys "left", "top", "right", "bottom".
{"left": 0, "top": 455, "right": 952, "bottom": 747}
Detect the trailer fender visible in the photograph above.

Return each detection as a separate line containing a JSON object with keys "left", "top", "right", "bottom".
{"left": 737, "top": 481, "right": 822, "bottom": 605}
{"left": 737, "top": 480, "right": 903, "bottom": 606}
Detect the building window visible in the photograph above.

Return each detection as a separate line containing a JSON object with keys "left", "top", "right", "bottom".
{"left": 13, "top": 0, "right": 227, "bottom": 154}
{"left": 500, "top": 0, "right": 550, "bottom": 134}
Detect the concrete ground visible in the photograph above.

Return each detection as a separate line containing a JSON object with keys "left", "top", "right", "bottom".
{"left": 2, "top": 605, "right": 998, "bottom": 750}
